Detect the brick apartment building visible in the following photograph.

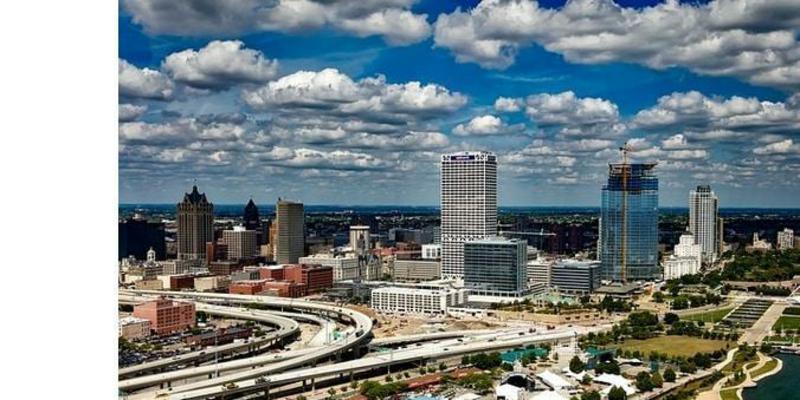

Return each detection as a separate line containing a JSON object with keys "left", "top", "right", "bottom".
{"left": 284, "top": 264, "right": 333, "bottom": 293}
{"left": 229, "top": 279, "right": 268, "bottom": 295}
{"left": 133, "top": 297, "right": 195, "bottom": 335}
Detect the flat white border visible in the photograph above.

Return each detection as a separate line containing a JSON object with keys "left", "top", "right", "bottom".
{"left": 0, "top": 1, "right": 118, "bottom": 398}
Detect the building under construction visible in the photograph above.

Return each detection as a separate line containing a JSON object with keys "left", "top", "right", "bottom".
{"left": 599, "top": 147, "right": 659, "bottom": 282}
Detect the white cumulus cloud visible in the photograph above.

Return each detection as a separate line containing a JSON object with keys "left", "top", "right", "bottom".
{"left": 433, "top": 0, "right": 800, "bottom": 90}
{"left": 119, "top": 59, "right": 174, "bottom": 100}
{"left": 162, "top": 40, "right": 279, "bottom": 89}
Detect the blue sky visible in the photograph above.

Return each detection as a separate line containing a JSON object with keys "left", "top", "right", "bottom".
{"left": 118, "top": 0, "right": 800, "bottom": 207}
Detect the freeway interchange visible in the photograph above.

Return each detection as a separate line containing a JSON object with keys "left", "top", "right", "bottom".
{"left": 119, "top": 290, "right": 601, "bottom": 399}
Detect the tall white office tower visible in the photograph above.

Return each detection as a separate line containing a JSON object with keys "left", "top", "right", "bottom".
{"left": 440, "top": 151, "right": 497, "bottom": 279}
{"left": 689, "top": 185, "right": 719, "bottom": 263}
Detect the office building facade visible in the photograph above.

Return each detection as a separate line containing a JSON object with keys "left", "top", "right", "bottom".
{"left": 689, "top": 185, "right": 720, "bottom": 262}
{"left": 441, "top": 151, "right": 497, "bottom": 279}
{"left": 349, "top": 225, "right": 371, "bottom": 254}
{"left": 393, "top": 259, "right": 441, "bottom": 282}
{"left": 222, "top": 226, "right": 258, "bottom": 260}
{"left": 274, "top": 199, "right": 305, "bottom": 264}
{"left": 463, "top": 237, "right": 526, "bottom": 297}
{"left": 550, "top": 260, "right": 601, "bottom": 295}
{"left": 526, "top": 259, "right": 551, "bottom": 287}
{"left": 177, "top": 185, "right": 214, "bottom": 261}
{"left": 421, "top": 244, "right": 442, "bottom": 260}
{"left": 599, "top": 162, "right": 659, "bottom": 282}
{"left": 371, "top": 284, "right": 468, "bottom": 315}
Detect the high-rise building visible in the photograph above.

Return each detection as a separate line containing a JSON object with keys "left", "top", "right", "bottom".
{"left": 119, "top": 217, "right": 166, "bottom": 261}
{"left": 599, "top": 147, "right": 659, "bottom": 282}
{"left": 440, "top": 151, "right": 497, "bottom": 279}
{"left": 349, "top": 225, "right": 371, "bottom": 254}
{"left": 689, "top": 185, "right": 720, "bottom": 262}
{"left": 177, "top": 185, "right": 214, "bottom": 261}
{"left": 222, "top": 226, "right": 258, "bottom": 260}
{"left": 463, "top": 237, "right": 526, "bottom": 297}
{"left": 778, "top": 228, "right": 795, "bottom": 251}
{"left": 243, "top": 199, "right": 262, "bottom": 245}
{"left": 274, "top": 199, "right": 305, "bottom": 264}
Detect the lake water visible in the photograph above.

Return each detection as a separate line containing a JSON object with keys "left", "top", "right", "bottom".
{"left": 743, "top": 354, "right": 800, "bottom": 400}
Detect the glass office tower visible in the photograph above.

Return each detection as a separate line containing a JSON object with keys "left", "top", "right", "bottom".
{"left": 599, "top": 162, "right": 659, "bottom": 282}
{"left": 464, "top": 237, "right": 526, "bottom": 297}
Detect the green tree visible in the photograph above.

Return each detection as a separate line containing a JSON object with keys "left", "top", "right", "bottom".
{"left": 608, "top": 386, "right": 627, "bottom": 400}
{"left": 569, "top": 355, "right": 585, "bottom": 373}
{"left": 651, "top": 372, "right": 663, "bottom": 388}
{"left": 672, "top": 296, "right": 689, "bottom": 310}
{"left": 663, "top": 312, "right": 680, "bottom": 325}
{"left": 581, "top": 391, "right": 601, "bottom": 400}
{"left": 653, "top": 291, "right": 665, "bottom": 303}
{"left": 635, "top": 371, "right": 654, "bottom": 392}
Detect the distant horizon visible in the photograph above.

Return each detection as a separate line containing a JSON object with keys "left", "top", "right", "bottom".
{"left": 119, "top": 203, "right": 800, "bottom": 211}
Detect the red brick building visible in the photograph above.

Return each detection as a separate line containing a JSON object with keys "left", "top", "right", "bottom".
{"left": 262, "top": 280, "right": 307, "bottom": 298}
{"left": 259, "top": 265, "right": 285, "bottom": 281}
{"left": 205, "top": 241, "right": 228, "bottom": 263}
{"left": 133, "top": 297, "right": 195, "bottom": 335}
{"left": 283, "top": 264, "right": 333, "bottom": 293}
{"left": 228, "top": 279, "right": 267, "bottom": 295}
{"left": 170, "top": 274, "right": 195, "bottom": 290}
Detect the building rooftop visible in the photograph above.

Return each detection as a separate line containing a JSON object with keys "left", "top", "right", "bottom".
{"left": 119, "top": 316, "right": 150, "bottom": 325}
{"left": 467, "top": 236, "right": 521, "bottom": 245}
{"left": 553, "top": 259, "right": 601, "bottom": 269}
{"left": 182, "top": 185, "right": 209, "bottom": 204}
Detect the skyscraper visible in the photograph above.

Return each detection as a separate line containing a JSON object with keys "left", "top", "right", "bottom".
{"left": 440, "top": 151, "right": 497, "bottom": 279}
{"left": 689, "top": 185, "right": 720, "bottom": 262}
{"left": 177, "top": 185, "right": 214, "bottom": 261}
{"left": 243, "top": 198, "right": 260, "bottom": 231}
{"left": 599, "top": 147, "right": 659, "bottom": 282}
{"left": 274, "top": 199, "right": 305, "bottom": 264}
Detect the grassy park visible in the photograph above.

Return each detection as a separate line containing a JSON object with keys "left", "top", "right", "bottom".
{"left": 750, "top": 359, "right": 779, "bottom": 380}
{"left": 616, "top": 335, "right": 733, "bottom": 358}
{"left": 772, "top": 316, "right": 800, "bottom": 331}
{"left": 683, "top": 307, "right": 735, "bottom": 323}
{"left": 720, "top": 388, "right": 739, "bottom": 400}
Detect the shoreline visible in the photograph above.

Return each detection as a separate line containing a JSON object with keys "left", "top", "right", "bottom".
{"left": 738, "top": 354, "right": 785, "bottom": 400}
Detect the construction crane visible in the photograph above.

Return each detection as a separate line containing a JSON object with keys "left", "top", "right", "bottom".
{"left": 619, "top": 142, "right": 631, "bottom": 284}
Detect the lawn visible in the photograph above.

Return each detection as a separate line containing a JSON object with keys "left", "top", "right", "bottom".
{"left": 720, "top": 388, "right": 740, "bottom": 400}
{"left": 750, "top": 359, "right": 779, "bottom": 380}
{"left": 772, "top": 316, "right": 800, "bottom": 331}
{"left": 616, "top": 335, "right": 734, "bottom": 358}
{"left": 683, "top": 307, "right": 735, "bottom": 323}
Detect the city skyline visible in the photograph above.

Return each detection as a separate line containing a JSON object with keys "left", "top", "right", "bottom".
{"left": 119, "top": 0, "right": 800, "bottom": 207}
